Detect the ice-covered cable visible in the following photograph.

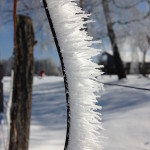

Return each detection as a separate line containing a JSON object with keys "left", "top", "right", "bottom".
{"left": 43, "top": 0, "right": 104, "bottom": 150}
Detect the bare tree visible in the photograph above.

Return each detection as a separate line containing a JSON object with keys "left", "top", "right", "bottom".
{"left": 101, "top": 0, "right": 126, "bottom": 79}
{"left": 136, "top": 32, "right": 150, "bottom": 75}
{"left": 79, "top": 0, "right": 126, "bottom": 79}
{"left": 129, "top": 37, "right": 140, "bottom": 74}
{"left": 80, "top": 0, "right": 150, "bottom": 78}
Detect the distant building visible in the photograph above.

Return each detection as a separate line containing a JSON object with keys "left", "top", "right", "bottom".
{"left": 98, "top": 52, "right": 150, "bottom": 74}
{"left": 98, "top": 52, "right": 116, "bottom": 75}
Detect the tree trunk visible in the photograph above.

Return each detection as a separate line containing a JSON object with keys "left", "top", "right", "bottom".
{"left": 102, "top": 0, "right": 126, "bottom": 79}
{"left": 0, "top": 64, "right": 4, "bottom": 113}
{"left": 141, "top": 51, "right": 146, "bottom": 76}
{"left": 9, "top": 15, "right": 35, "bottom": 150}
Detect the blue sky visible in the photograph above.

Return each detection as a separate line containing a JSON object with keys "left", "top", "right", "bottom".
{"left": 0, "top": 24, "right": 13, "bottom": 59}
{"left": 0, "top": 23, "right": 61, "bottom": 65}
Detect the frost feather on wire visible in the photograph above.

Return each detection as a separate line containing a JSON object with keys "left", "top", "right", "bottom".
{"left": 45, "top": 0, "right": 104, "bottom": 149}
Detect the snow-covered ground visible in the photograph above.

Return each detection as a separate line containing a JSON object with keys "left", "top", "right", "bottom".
{"left": 1, "top": 75, "right": 150, "bottom": 150}
{"left": 99, "top": 75, "right": 150, "bottom": 150}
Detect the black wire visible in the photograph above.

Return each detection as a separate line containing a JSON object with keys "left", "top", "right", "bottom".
{"left": 98, "top": 81, "right": 150, "bottom": 91}
{"left": 42, "top": 1, "right": 70, "bottom": 150}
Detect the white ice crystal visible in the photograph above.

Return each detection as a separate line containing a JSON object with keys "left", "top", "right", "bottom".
{"left": 45, "top": 0, "right": 104, "bottom": 149}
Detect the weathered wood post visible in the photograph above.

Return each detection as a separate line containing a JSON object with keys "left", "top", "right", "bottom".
{"left": 9, "top": 15, "right": 35, "bottom": 150}
{"left": 0, "top": 64, "right": 4, "bottom": 113}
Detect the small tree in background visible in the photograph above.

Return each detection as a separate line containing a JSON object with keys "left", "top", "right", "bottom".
{"left": 137, "top": 32, "right": 150, "bottom": 76}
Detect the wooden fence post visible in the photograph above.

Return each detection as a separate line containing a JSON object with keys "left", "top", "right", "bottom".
{"left": 9, "top": 15, "right": 35, "bottom": 150}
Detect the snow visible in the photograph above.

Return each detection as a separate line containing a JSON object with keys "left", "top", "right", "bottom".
{"left": 99, "top": 75, "right": 150, "bottom": 150}
{"left": 1, "top": 75, "right": 150, "bottom": 150}
{"left": 30, "top": 76, "right": 66, "bottom": 150}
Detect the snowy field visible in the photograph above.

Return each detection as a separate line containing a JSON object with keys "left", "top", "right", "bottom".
{"left": 1, "top": 75, "right": 150, "bottom": 150}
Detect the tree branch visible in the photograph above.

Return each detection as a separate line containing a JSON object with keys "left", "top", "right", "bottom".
{"left": 112, "top": 0, "right": 145, "bottom": 9}
{"left": 112, "top": 5, "right": 150, "bottom": 25}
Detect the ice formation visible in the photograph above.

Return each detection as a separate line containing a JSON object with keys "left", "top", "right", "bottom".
{"left": 44, "top": 0, "right": 104, "bottom": 149}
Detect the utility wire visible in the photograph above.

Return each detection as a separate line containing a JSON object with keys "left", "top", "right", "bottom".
{"left": 98, "top": 81, "right": 150, "bottom": 91}
{"left": 42, "top": 1, "right": 71, "bottom": 150}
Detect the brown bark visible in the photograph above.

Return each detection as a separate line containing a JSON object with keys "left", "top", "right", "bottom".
{"left": 102, "top": 0, "right": 126, "bottom": 79}
{"left": 9, "top": 15, "right": 35, "bottom": 150}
